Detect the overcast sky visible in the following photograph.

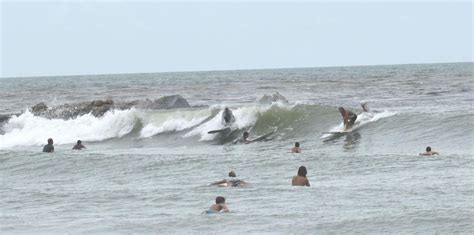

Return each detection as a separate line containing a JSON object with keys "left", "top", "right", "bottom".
{"left": 1, "top": 1, "right": 472, "bottom": 77}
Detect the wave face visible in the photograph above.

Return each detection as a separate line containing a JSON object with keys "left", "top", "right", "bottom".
{"left": 0, "top": 109, "right": 140, "bottom": 149}
{"left": 1, "top": 101, "right": 471, "bottom": 154}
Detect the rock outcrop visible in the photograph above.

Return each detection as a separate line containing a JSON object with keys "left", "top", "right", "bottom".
{"left": 258, "top": 92, "right": 289, "bottom": 104}
{"left": 29, "top": 95, "right": 191, "bottom": 119}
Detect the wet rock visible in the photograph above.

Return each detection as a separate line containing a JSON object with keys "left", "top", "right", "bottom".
{"left": 259, "top": 92, "right": 289, "bottom": 104}
{"left": 29, "top": 95, "right": 191, "bottom": 119}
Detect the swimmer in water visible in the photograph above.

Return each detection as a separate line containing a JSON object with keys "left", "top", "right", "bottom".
{"left": 419, "top": 146, "right": 439, "bottom": 156}
{"left": 292, "top": 166, "right": 310, "bottom": 186}
{"left": 205, "top": 196, "right": 230, "bottom": 214}
{"left": 42, "top": 138, "right": 54, "bottom": 153}
{"left": 72, "top": 140, "right": 86, "bottom": 150}
{"left": 291, "top": 142, "right": 301, "bottom": 153}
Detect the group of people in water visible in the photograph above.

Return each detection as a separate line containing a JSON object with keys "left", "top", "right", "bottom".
{"left": 39, "top": 103, "right": 440, "bottom": 214}
{"left": 42, "top": 139, "right": 86, "bottom": 152}
{"left": 204, "top": 103, "right": 440, "bottom": 213}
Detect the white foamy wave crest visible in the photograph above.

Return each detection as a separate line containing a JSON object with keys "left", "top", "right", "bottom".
{"left": 184, "top": 104, "right": 277, "bottom": 141}
{"left": 321, "top": 110, "right": 397, "bottom": 138}
{"left": 139, "top": 109, "right": 211, "bottom": 138}
{"left": 0, "top": 109, "right": 140, "bottom": 149}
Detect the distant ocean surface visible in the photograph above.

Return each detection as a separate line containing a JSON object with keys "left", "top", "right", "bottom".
{"left": 0, "top": 63, "right": 473, "bottom": 233}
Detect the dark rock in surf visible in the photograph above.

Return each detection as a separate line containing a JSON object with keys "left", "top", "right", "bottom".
{"left": 258, "top": 92, "right": 289, "bottom": 104}
{"left": 29, "top": 95, "right": 191, "bottom": 119}
{"left": 152, "top": 95, "right": 190, "bottom": 109}
{"left": 0, "top": 114, "right": 12, "bottom": 124}
{"left": 31, "top": 102, "right": 48, "bottom": 113}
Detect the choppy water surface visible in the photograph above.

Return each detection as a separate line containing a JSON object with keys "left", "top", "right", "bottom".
{"left": 0, "top": 63, "right": 473, "bottom": 233}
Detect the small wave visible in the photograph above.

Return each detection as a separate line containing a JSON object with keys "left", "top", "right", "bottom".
{"left": 320, "top": 110, "right": 397, "bottom": 139}
{"left": 139, "top": 109, "right": 211, "bottom": 138}
{"left": 0, "top": 109, "right": 140, "bottom": 149}
{"left": 184, "top": 103, "right": 284, "bottom": 141}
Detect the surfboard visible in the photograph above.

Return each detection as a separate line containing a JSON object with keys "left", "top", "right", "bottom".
{"left": 247, "top": 131, "right": 275, "bottom": 143}
{"left": 322, "top": 131, "right": 349, "bottom": 134}
{"left": 208, "top": 127, "right": 231, "bottom": 134}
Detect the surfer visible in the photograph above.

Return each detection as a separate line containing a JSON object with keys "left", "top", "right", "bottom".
{"left": 42, "top": 138, "right": 54, "bottom": 153}
{"left": 292, "top": 166, "right": 310, "bottom": 186}
{"left": 211, "top": 171, "right": 247, "bottom": 187}
{"left": 291, "top": 142, "right": 301, "bottom": 153}
{"left": 419, "top": 146, "right": 439, "bottom": 156}
{"left": 72, "top": 140, "right": 86, "bottom": 150}
{"left": 360, "top": 101, "right": 370, "bottom": 112}
{"left": 204, "top": 196, "right": 230, "bottom": 214}
{"left": 222, "top": 107, "right": 235, "bottom": 126}
{"left": 233, "top": 131, "right": 250, "bottom": 144}
{"left": 338, "top": 107, "right": 357, "bottom": 130}
{"left": 241, "top": 131, "right": 250, "bottom": 143}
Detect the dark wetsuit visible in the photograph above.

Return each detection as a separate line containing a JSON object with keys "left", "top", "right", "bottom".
{"left": 222, "top": 110, "right": 234, "bottom": 125}
{"left": 43, "top": 144, "right": 54, "bottom": 153}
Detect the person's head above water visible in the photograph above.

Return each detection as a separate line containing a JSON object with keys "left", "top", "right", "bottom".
{"left": 216, "top": 196, "right": 225, "bottom": 204}
{"left": 360, "top": 101, "right": 369, "bottom": 112}
{"left": 297, "top": 166, "right": 307, "bottom": 177}
{"left": 228, "top": 171, "right": 236, "bottom": 177}
{"left": 47, "top": 138, "right": 53, "bottom": 145}
{"left": 295, "top": 142, "right": 300, "bottom": 147}
{"left": 426, "top": 146, "right": 432, "bottom": 152}
{"left": 77, "top": 140, "right": 82, "bottom": 144}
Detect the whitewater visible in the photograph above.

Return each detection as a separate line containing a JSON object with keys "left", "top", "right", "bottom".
{"left": 0, "top": 63, "right": 473, "bottom": 233}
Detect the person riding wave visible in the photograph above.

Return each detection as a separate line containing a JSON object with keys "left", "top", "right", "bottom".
{"left": 339, "top": 102, "right": 373, "bottom": 130}
{"left": 222, "top": 107, "right": 235, "bottom": 126}
{"left": 338, "top": 107, "right": 358, "bottom": 130}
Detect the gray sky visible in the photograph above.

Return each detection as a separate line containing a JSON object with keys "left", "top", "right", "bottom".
{"left": 1, "top": 1, "right": 472, "bottom": 77}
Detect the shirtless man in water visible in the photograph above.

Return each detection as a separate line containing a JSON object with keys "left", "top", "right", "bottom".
{"left": 291, "top": 142, "right": 301, "bottom": 153}
{"left": 205, "top": 196, "right": 230, "bottom": 214}
{"left": 292, "top": 166, "right": 310, "bottom": 186}
{"left": 419, "top": 146, "right": 439, "bottom": 156}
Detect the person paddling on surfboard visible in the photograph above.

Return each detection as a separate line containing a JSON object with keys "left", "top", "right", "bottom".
{"left": 291, "top": 142, "right": 301, "bottom": 153}
{"left": 222, "top": 107, "right": 235, "bottom": 126}
{"left": 338, "top": 107, "right": 357, "bottom": 130}
{"left": 204, "top": 196, "right": 230, "bottom": 214}
{"left": 210, "top": 171, "right": 247, "bottom": 187}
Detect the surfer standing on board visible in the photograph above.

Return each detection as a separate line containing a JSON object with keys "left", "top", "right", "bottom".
{"left": 338, "top": 107, "right": 358, "bottom": 130}
{"left": 222, "top": 107, "right": 235, "bottom": 126}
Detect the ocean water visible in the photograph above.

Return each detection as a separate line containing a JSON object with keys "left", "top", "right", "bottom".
{"left": 0, "top": 63, "right": 473, "bottom": 233}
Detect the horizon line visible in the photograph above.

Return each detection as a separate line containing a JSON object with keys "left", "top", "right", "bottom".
{"left": 1, "top": 61, "right": 472, "bottom": 79}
